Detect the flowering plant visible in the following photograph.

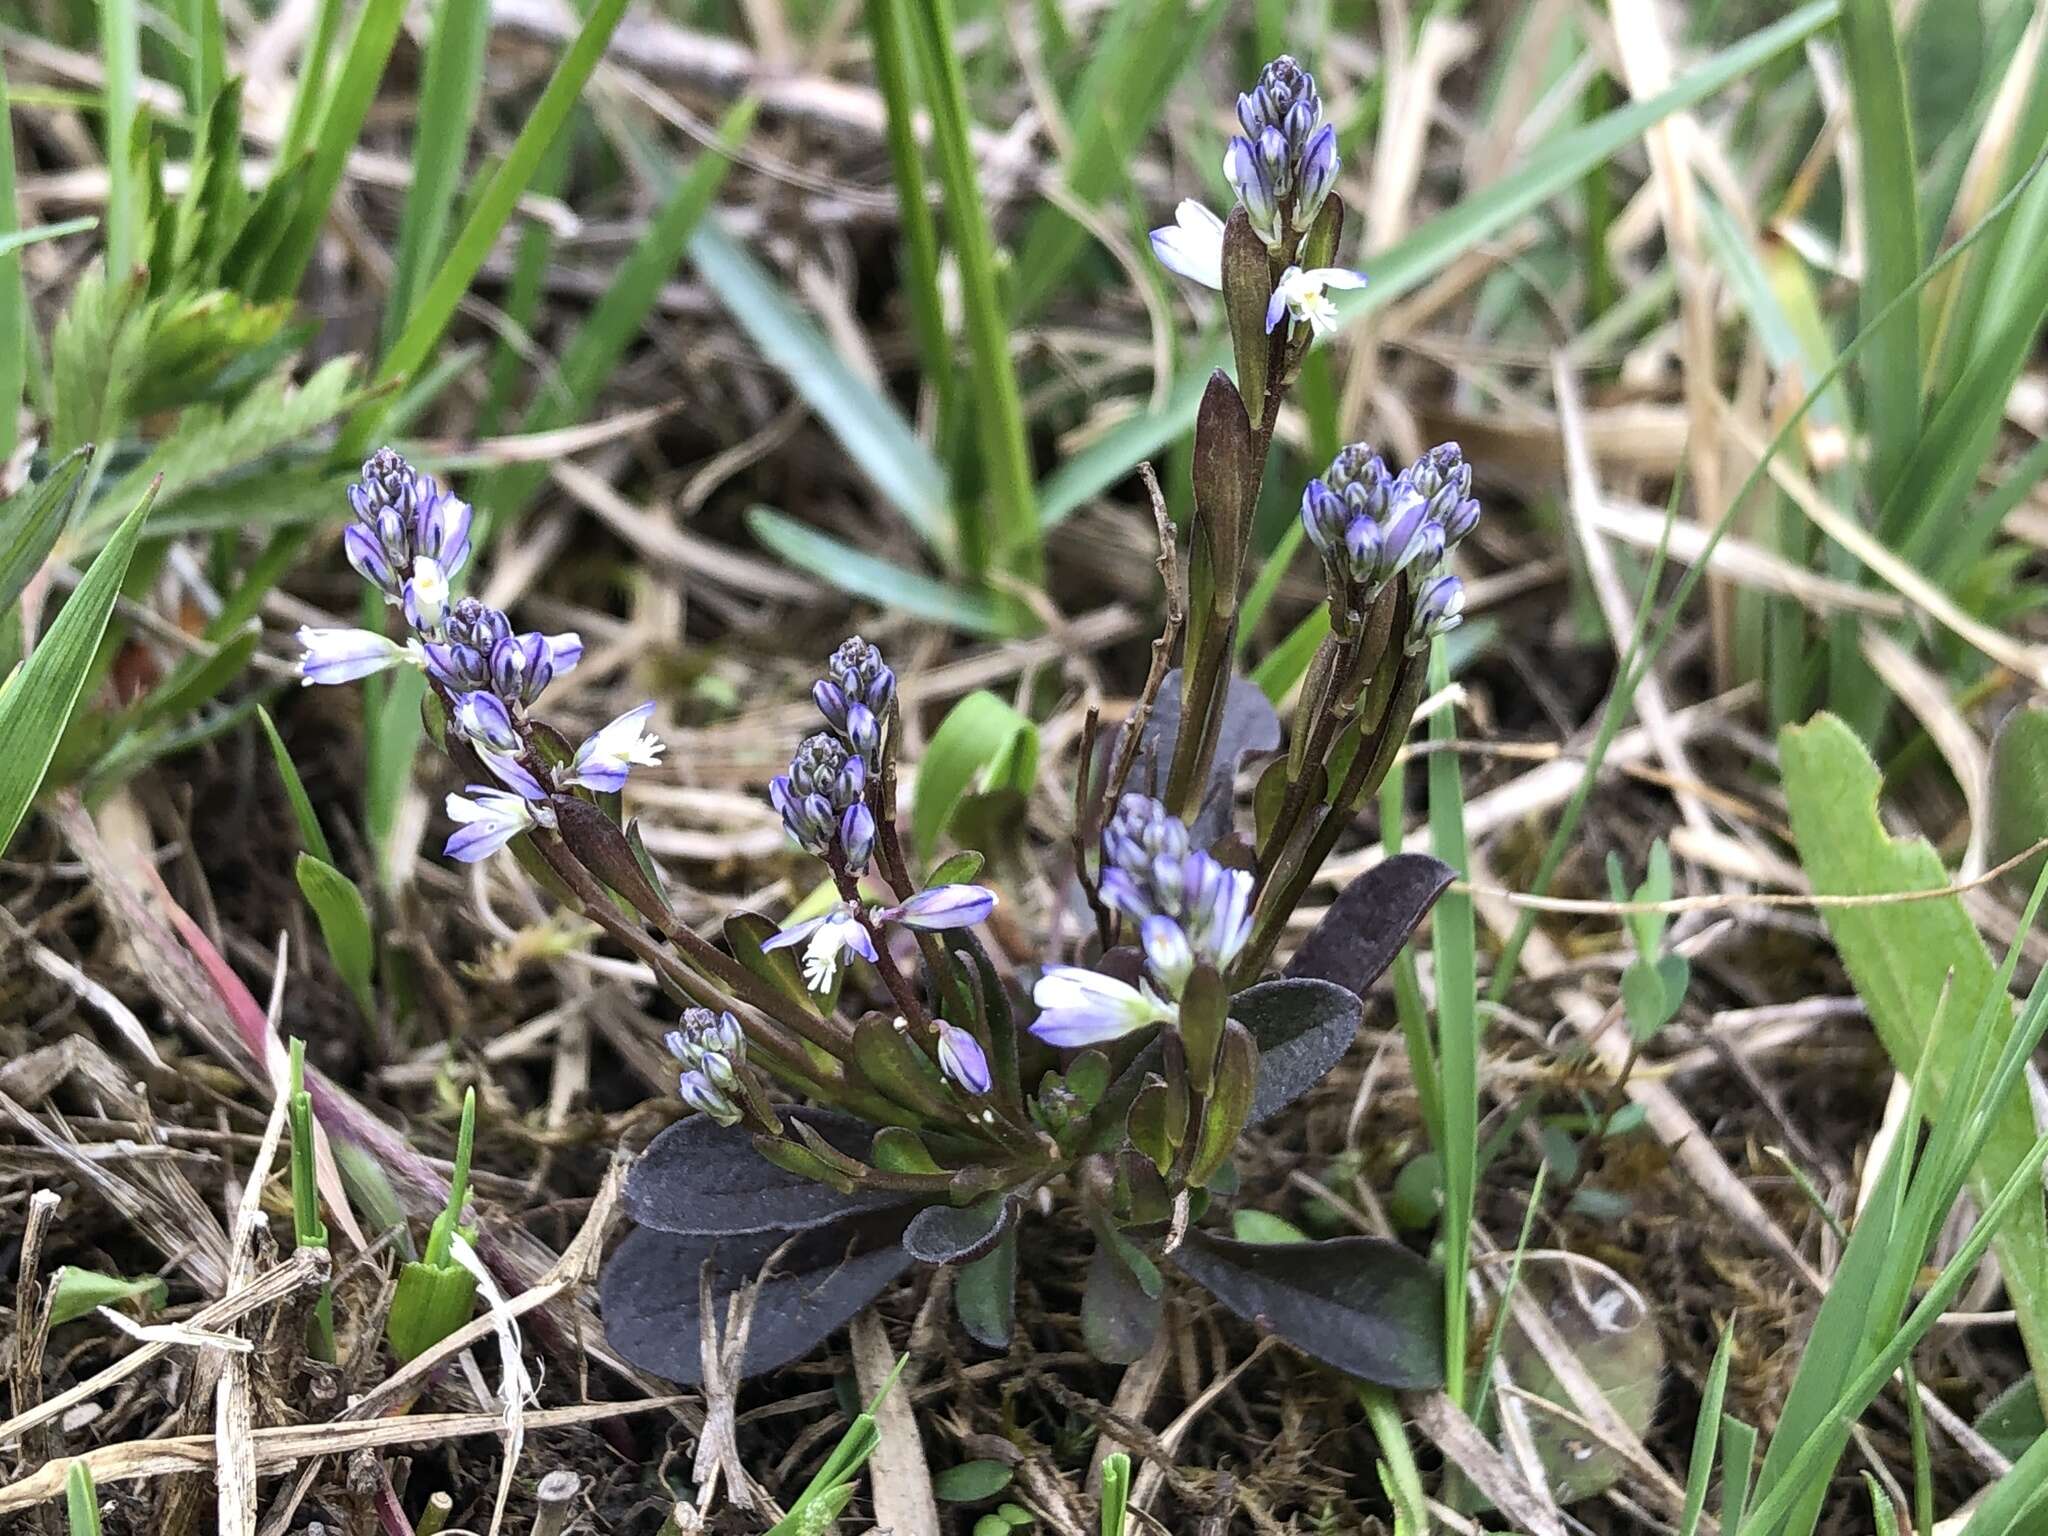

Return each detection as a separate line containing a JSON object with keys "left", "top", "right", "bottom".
{"left": 305, "top": 55, "right": 1479, "bottom": 1391}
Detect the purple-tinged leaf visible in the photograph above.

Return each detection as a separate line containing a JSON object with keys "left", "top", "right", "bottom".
{"left": 1125, "top": 668, "right": 1282, "bottom": 848}
{"left": 1284, "top": 853, "right": 1454, "bottom": 995}
{"left": 1233, "top": 977, "right": 1364, "bottom": 1125}
{"left": 902, "top": 1193, "right": 1020, "bottom": 1266}
{"left": 625, "top": 1109, "right": 913, "bottom": 1238}
{"left": 1221, "top": 207, "right": 1273, "bottom": 415}
{"left": 601, "top": 1219, "right": 911, "bottom": 1386}
{"left": 554, "top": 795, "right": 673, "bottom": 928}
{"left": 1169, "top": 1230, "right": 1443, "bottom": 1388}
{"left": 1083, "top": 1241, "right": 1162, "bottom": 1364}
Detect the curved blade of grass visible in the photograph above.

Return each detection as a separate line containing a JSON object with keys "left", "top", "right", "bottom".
{"left": 1036, "top": 0, "right": 1841, "bottom": 527}
{"left": 1839, "top": 0, "right": 1923, "bottom": 512}
{"left": 484, "top": 98, "right": 758, "bottom": 528}
{"left": 745, "top": 507, "right": 1004, "bottom": 634}
{"left": 0, "top": 448, "right": 91, "bottom": 618}
{"left": 693, "top": 222, "right": 948, "bottom": 548}
{"left": 902, "top": 0, "right": 1039, "bottom": 581}
{"left": 0, "top": 474, "right": 155, "bottom": 854}
{"left": 257, "top": 704, "right": 335, "bottom": 865}
{"left": 296, "top": 851, "right": 376, "bottom": 1020}
{"left": 255, "top": 0, "right": 408, "bottom": 300}
{"left": 864, "top": 0, "right": 948, "bottom": 413}
{"left": 383, "top": 0, "right": 492, "bottom": 345}
{"left": 364, "top": 0, "right": 631, "bottom": 414}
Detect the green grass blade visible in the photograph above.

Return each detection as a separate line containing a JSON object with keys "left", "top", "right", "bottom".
{"left": 384, "top": 0, "right": 493, "bottom": 346}
{"left": 66, "top": 1461, "right": 101, "bottom": 1536}
{"left": 477, "top": 130, "right": 576, "bottom": 438}
{"left": 97, "top": 0, "right": 140, "bottom": 278}
{"left": 745, "top": 507, "right": 1006, "bottom": 634}
{"left": 902, "top": 0, "right": 1040, "bottom": 582}
{"left": 1679, "top": 1325, "right": 1735, "bottom": 1536}
{"left": 365, "top": 0, "right": 631, "bottom": 411}
{"left": 257, "top": 0, "right": 409, "bottom": 300}
{"left": 0, "top": 449, "right": 91, "bottom": 618}
{"left": 0, "top": 473, "right": 155, "bottom": 854}
{"left": 1425, "top": 638, "right": 1477, "bottom": 1407}
{"left": 0, "top": 58, "right": 22, "bottom": 470}
{"left": 485, "top": 98, "right": 757, "bottom": 526}
{"left": 296, "top": 851, "right": 377, "bottom": 1019}
{"left": 1036, "top": 0, "right": 1842, "bottom": 526}
{"left": 864, "top": 0, "right": 948, "bottom": 407}
{"left": 183, "top": 0, "right": 224, "bottom": 114}
{"left": 693, "top": 222, "right": 948, "bottom": 546}
{"left": 1837, "top": 0, "right": 1923, "bottom": 509}
{"left": 257, "top": 704, "right": 336, "bottom": 865}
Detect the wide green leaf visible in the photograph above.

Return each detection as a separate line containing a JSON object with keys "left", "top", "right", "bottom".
{"left": 912, "top": 690, "right": 1039, "bottom": 857}
{"left": 0, "top": 449, "right": 91, "bottom": 617}
{"left": 1780, "top": 714, "right": 2048, "bottom": 1396}
{"left": 295, "top": 852, "right": 377, "bottom": 1020}
{"left": 0, "top": 473, "right": 155, "bottom": 854}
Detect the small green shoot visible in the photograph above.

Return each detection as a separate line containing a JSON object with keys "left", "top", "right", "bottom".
{"left": 287, "top": 1037, "right": 336, "bottom": 1362}
{"left": 385, "top": 1087, "right": 479, "bottom": 1362}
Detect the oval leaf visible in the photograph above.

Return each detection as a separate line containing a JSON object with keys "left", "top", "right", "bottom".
{"left": 1123, "top": 668, "right": 1282, "bottom": 848}
{"left": 625, "top": 1109, "right": 914, "bottom": 1237}
{"left": 1232, "top": 977, "right": 1365, "bottom": 1125}
{"left": 903, "top": 1193, "right": 1020, "bottom": 1266}
{"left": 953, "top": 1226, "right": 1017, "bottom": 1349}
{"left": 600, "top": 1219, "right": 911, "bottom": 1386}
{"left": 1284, "top": 853, "right": 1455, "bottom": 995}
{"left": 1169, "top": 1230, "right": 1444, "bottom": 1388}
{"left": 1082, "top": 1241, "right": 1162, "bottom": 1365}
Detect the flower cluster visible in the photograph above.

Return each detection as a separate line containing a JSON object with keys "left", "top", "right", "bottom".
{"left": 1031, "top": 795, "right": 1253, "bottom": 1048}
{"left": 762, "top": 642, "right": 999, "bottom": 1009}
{"left": 298, "top": 450, "right": 665, "bottom": 862}
{"left": 1149, "top": 56, "right": 1363, "bottom": 340}
{"left": 665, "top": 1008, "right": 747, "bottom": 1127}
{"left": 1299, "top": 440, "right": 1478, "bottom": 648}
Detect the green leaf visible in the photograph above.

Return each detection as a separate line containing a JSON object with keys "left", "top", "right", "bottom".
{"left": 66, "top": 1461, "right": 101, "bottom": 1536}
{"left": 912, "top": 690, "right": 1039, "bottom": 858}
{"left": 488, "top": 100, "right": 758, "bottom": 526}
{"left": 257, "top": 706, "right": 335, "bottom": 865}
{"left": 933, "top": 1461, "right": 1015, "bottom": 1503}
{"left": 694, "top": 225, "right": 948, "bottom": 548}
{"left": 0, "top": 473, "right": 154, "bottom": 854}
{"left": 1230, "top": 1210, "right": 1308, "bottom": 1245}
{"left": 0, "top": 449, "right": 91, "bottom": 617}
{"left": 0, "top": 58, "right": 25, "bottom": 468}
{"left": 1838, "top": 0, "right": 1924, "bottom": 504}
{"left": 1990, "top": 705, "right": 2048, "bottom": 898}
{"left": 384, "top": 1256, "right": 478, "bottom": 1362}
{"left": 357, "top": 0, "right": 632, "bottom": 432}
{"left": 1780, "top": 713, "right": 2048, "bottom": 1400}
{"left": 47, "top": 1265, "right": 168, "bottom": 1326}
{"left": 296, "top": 852, "right": 376, "bottom": 1020}
{"left": 746, "top": 507, "right": 1005, "bottom": 634}
{"left": 384, "top": 0, "right": 492, "bottom": 344}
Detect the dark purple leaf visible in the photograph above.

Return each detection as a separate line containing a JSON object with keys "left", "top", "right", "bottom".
{"left": 1170, "top": 1230, "right": 1443, "bottom": 1388}
{"left": 1083, "top": 1241, "right": 1162, "bottom": 1364}
{"left": 1233, "top": 977, "right": 1364, "bottom": 1125}
{"left": 1284, "top": 853, "right": 1455, "bottom": 994}
{"left": 1125, "top": 669, "right": 1283, "bottom": 848}
{"left": 903, "top": 1193, "right": 1020, "bottom": 1266}
{"left": 601, "top": 1218, "right": 911, "bottom": 1386}
{"left": 554, "top": 796, "right": 673, "bottom": 928}
{"left": 626, "top": 1109, "right": 914, "bottom": 1238}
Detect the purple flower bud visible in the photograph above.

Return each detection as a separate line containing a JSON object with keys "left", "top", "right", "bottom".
{"left": 454, "top": 691, "right": 522, "bottom": 753}
{"left": 678, "top": 1068, "right": 743, "bottom": 1126}
{"left": 1226, "top": 135, "right": 1281, "bottom": 245}
{"left": 842, "top": 701, "right": 881, "bottom": 760}
{"left": 839, "top": 803, "right": 876, "bottom": 872}
{"left": 828, "top": 635, "right": 896, "bottom": 716}
{"left": 1140, "top": 915, "right": 1194, "bottom": 994}
{"left": 936, "top": 1022, "right": 992, "bottom": 1095}
{"left": 490, "top": 633, "right": 554, "bottom": 707}
{"left": 1409, "top": 573, "right": 1466, "bottom": 651}
{"left": 1440, "top": 496, "right": 1481, "bottom": 545}
{"left": 1381, "top": 492, "right": 1434, "bottom": 577}
{"left": 342, "top": 525, "right": 398, "bottom": 597}
{"left": 1296, "top": 122, "right": 1339, "bottom": 223}
{"left": 413, "top": 483, "right": 473, "bottom": 583}
{"left": 883, "top": 883, "right": 998, "bottom": 931}
{"left": 1300, "top": 478, "right": 1349, "bottom": 559}
{"left": 1030, "top": 966, "right": 1176, "bottom": 1048}
{"left": 1343, "top": 518, "right": 1383, "bottom": 586}
{"left": 668, "top": 1008, "right": 747, "bottom": 1096}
